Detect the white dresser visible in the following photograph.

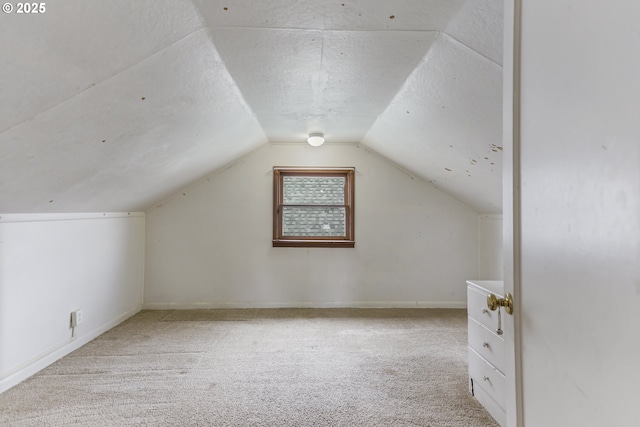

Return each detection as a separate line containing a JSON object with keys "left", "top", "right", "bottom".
{"left": 466, "top": 280, "right": 506, "bottom": 427}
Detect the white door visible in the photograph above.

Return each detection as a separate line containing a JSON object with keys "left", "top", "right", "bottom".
{"left": 505, "top": 0, "right": 640, "bottom": 426}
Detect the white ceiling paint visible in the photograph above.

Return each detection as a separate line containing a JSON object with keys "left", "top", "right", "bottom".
{"left": 0, "top": 0, "right": 204, "bottom": 133}
{"left": 0, "top": 0, "right": 503, "bottom": 213}
{"left": 192, "top": 0, "right": 466, "bottom": 31}
{"left": 0, "top": 25, "right": 266, "bottom": 212}
{"left": 446, "top": 0, "right": 504, "bottom": 66}
{"left": 364, "top": 0, "right": 504, "bottom": 213}
{"left": 0, "top": 0, "right": 266, "bottom": 212}
{"left": 210, "top": 28, "right": 439, "bottom": 143}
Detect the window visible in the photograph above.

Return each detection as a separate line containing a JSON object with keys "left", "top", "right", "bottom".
{"left": 273, "top": 167, "right": 355, "bottom": 248}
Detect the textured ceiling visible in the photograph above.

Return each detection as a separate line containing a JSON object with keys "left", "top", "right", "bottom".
{"left": 0, "top": 0, "right": 503, "bottom": 214}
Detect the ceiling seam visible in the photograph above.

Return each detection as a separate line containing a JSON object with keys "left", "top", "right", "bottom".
{"left": 0, "top": 27, "right": 206, "bottom": 137}
{"left": 360, "top": 31, "right": 445, "bottom": 145}
{"left": 440, "top": 32, "right": 503, "bottom": 68}
{"left": 207, "top": 26, "right": 443, "bottom": 34}
{"left": 361, "top": 30, "right": 502, "bottom": 148}
{"left": 189, "top": 0, "right": 268, "bottom": 140}
{"left": 358, "top": 24, "right": 504, "bottom": 214}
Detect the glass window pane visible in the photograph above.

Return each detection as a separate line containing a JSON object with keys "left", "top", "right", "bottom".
{"left": 282, "top": 206, "right": 346, "bottom": 237}
{"left": 283, "top": 176, "right": 345, "bottom": 205}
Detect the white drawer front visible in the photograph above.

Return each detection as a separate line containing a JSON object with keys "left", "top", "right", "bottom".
{"left": 468, "top": 347, "right": 505, "bottom": 408}
{"left": 468, "top": 317, "right": 505, "bottom": 372}
{"left": 467, "top": 285, "right": 500, "bottom": 331}
{"left": 472, "top": 380, "right": 506, "bottom": 427}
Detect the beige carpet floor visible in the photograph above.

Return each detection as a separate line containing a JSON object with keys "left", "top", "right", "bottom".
{"left": 0, "top": 309, "right": 499, "bottom": 427}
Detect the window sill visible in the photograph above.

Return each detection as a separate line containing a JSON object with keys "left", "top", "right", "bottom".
{"left": 272, "top": 240, "right": 355, "bottom": 248}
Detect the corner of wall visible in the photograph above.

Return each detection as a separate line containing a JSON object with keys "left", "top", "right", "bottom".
{"left": 0, "top": 213, "right": 145, "bottom": 394}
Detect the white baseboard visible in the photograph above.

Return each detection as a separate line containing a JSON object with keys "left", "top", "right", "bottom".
{"left": 142, "top": 301, "right": 466, "bottom": 310}
{"left": 1, "top": 301, "right": 465, "bottom": 394}
{"left": 0, "top": 305, "right": 142, "bottom": 394}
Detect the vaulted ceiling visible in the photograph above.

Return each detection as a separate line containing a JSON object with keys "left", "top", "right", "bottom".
{"left": 0, "top": 0, "right": 503, "bottom": 214}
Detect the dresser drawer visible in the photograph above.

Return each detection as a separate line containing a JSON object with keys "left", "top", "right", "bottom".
{"left": 468, "top": 347, "right": 505, "bottom": 408}
{"left": 468, "top": 317, "right": 505, "bottom": 372}
{"left": 467, "top": 285, "right": 500, "bottom": 331}
{"left": 472, "top": 380, "right": 506, "bottom": 427}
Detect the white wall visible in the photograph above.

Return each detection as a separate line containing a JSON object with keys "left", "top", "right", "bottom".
{"left": 145, "top": 143, "right": 479, "bottom": 308}
{"left": 517, "top": 0, "right": 640, "bottom": 425}
{"left": 0, "top": 213, "right": 145, "bottom": 393}
{"left": 478, "top": 214, "right": 503, "bottom": 280}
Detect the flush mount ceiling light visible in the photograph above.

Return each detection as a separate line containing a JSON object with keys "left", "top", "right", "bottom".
{"left": 307, "top": 133, "right": 325, "bottom": 147}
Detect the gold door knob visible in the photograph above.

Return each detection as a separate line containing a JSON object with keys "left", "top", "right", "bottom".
{"left": 487, "top": 293, "right": 514, "bottom": 315}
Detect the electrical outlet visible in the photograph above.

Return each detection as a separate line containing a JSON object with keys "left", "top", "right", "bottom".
{"left": 70, "top": 310, "right": 84, "bottom": 328}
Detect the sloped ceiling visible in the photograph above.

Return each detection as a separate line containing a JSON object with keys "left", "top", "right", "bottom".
{"left": 0, "top": 0, "right": 503, "bottom": 214}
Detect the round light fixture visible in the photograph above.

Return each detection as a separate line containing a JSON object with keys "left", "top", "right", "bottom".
{"left": 307, "top": 133, "right": 325, "bottom": 147}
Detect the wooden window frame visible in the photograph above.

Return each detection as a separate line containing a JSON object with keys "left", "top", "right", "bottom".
{"left": 273, "top": 167, "right": 355, "bottom": 248}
